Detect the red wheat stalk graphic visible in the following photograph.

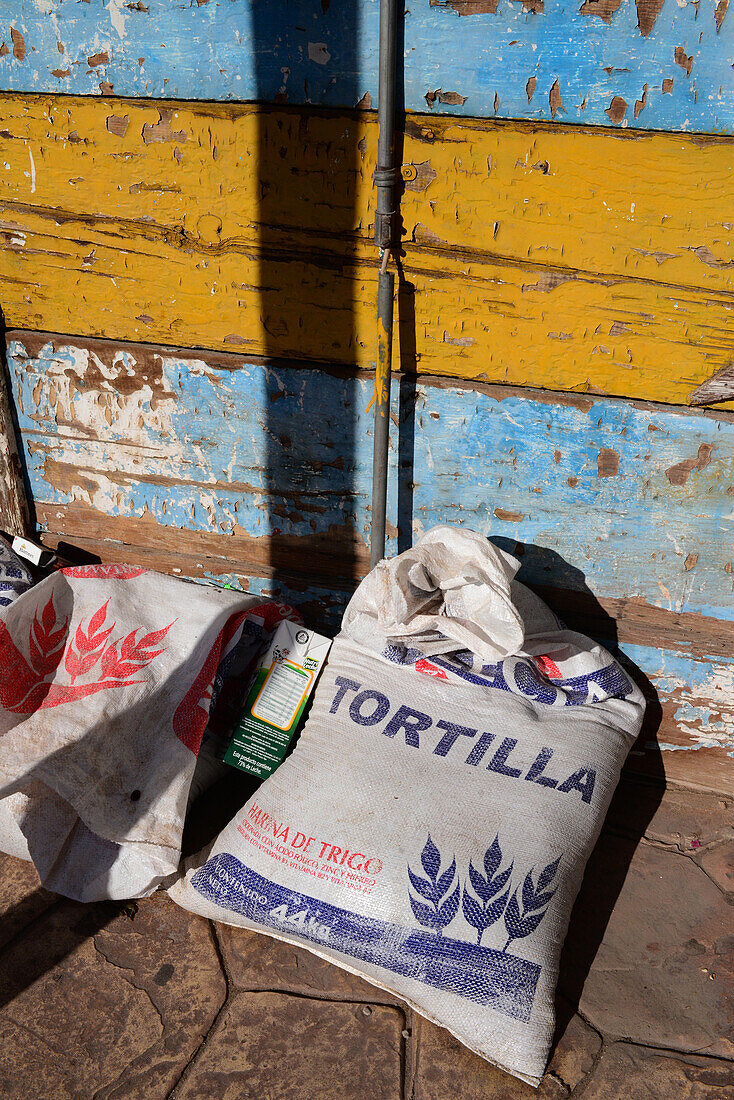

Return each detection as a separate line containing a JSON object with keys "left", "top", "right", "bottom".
{"left": 63, "top": 602, "right": 174, "bottom": 686}
{"left": 100, "top": 623, "right": 172, "bottom": 681}
{"left": 0, "top": 594, "right": 175, "bottom": 714}
{"left": 64, "top": 600, "right": 116, "bottom": 684}
{"left": 29, "top": 596, "right": 69, "bottom": 678}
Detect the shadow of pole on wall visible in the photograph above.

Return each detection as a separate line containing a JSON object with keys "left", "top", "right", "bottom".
{"left": 251, "top": 2, "right": 363, "bottom": 621}
{"left": 396, "top": 259, "right": 417, "bottom": 556}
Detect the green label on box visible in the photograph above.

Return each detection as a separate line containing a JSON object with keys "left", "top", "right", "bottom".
{"left": 224, "top": 661, "right": 313, "bottom": 779}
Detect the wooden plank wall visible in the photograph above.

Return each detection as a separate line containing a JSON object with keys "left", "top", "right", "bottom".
{"left": 0, "top": 2, "right": 732, "bottom": 793}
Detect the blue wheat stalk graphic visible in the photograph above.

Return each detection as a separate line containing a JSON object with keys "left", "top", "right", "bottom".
{"left": 461, "top": 835, "right": 513, "bottom": 946}
{"left": 407, "top": 836, "right": 460, "bottom": 938}
{"left": 503, "top": 856, "right": 561, "bottom": 953}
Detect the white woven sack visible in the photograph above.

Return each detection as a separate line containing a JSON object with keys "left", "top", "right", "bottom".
{"left": 0, "top": 563, "right": 294, "bottom": 901}
{"left": 170, "top": 527, "right": 645, "bottom": 1085}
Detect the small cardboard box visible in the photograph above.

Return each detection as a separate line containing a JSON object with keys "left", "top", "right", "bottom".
{"left": 223, "top": 621, "right": 331, "bottom": 779}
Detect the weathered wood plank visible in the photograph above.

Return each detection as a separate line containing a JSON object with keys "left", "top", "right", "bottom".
{"left": 689, "top": 363, "right": 734, "bottom": 406}
{"left": 0, "top": 0, "right": 732, "bottom": 133}
{"left": 32, "top": 499, "right": 734, "bottom": 660}
{"left": 1, "top": 98, "right": 733, "bottom": 406}
{"left": 3, "top": 99, "right": 733, "bottom": 297}
{"left": 622, "top": 640, "right": 734, "bottom": 794}
{"left": 8, "top": 333, "right": 734, "bottom": 623}
{"left": 0, "top": 349, "right": 32, "bottom": 537}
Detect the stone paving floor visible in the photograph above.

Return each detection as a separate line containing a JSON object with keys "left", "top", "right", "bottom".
{"left": 0, "top": 777, "right": 732, "bottom": 1099}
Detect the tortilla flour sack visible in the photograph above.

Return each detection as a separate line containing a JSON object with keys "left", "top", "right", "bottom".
{"left": 169, "top": 527, "right": 645, "bottom": 1085}
{"left": 0, "top": 563, "right": 295, "bottom": 901}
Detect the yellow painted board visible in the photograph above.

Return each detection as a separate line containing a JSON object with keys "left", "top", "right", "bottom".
{"left": 0, "top": 94, "right": 733, "bottom": 407}
{"left": 2, "top": 97, "right": 732, "bottom": 294}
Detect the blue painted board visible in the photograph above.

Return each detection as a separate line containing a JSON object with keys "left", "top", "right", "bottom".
{"left": 0, "top": 0, "right": 732, "bottom": 132}
{"left": 6, "top": 336, "right": 734, "bottom": 623}
{"left": 623, "top": 641, "right": 734, "bottom": 761}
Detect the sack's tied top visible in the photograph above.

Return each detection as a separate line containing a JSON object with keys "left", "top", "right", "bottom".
{"left": 343, "top": 526, "right": 525, "bottom": 664}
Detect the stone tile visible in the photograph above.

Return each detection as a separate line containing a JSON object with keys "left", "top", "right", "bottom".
{"left": 411, "top": 1015, "right": 568, "bottom": 1099}
{"left": 604, "top": 781, "right": 734, "bottom": 853}
{"left": 92, "top": 892, "right": 227, "bottom": 1099}
{"left": 560, "top": 837, "right": 734, "bottom": 1058}
{"left": 0, "top": 901, "right": 162, "bottom": 1099}
{"left": 0, "top": 853, "right": 57, "bottom": 950}
{"left": 549, "top": 1009, "right": 601, "bottom": 1092}
{"left": 177, "top": 991, "right": 404, "bottom": 1100}
{"left": 698, "top": 840, "right": 734, "bottom": 900}
{"left": 217, "top": 922, "right": 401, "bottom": 1004}
{"left": 582, "top": 1042, "right": 734, "bottom": 1099}
{"left": 0, "top": 892, "right": 226, "bottom": 1100}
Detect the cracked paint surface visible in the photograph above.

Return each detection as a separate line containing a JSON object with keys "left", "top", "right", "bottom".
{"left": 631, "top": 646, "right": 734, "bottom": 755}
{"left": 0, "top": 0, "right": 731, "bottom": 132}
{"left": 0, "top": 98, "right": 733, "bottom": 407}
{"left": 7, "top": 337, "right": 734, "bottom": 622}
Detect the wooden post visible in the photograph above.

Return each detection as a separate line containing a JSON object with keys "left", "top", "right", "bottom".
{"left": 0, "top": 345, "right": 32, "bottom": 538}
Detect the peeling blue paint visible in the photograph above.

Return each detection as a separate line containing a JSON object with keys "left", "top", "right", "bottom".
{"left": 626, "top": 640, "right": 734, "bottom": 755}
{"left": 7, "top": 338, "right": 734, "bottom": 622}
{"left": 0, "top": 0, "right": 731, "bottom": 132}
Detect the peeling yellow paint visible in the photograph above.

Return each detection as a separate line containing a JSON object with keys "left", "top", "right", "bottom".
{"left": 366, "top": 314, "right": 392, "bottom": 414}
{"left": 0, "top": 96, "right": 732, "bottom": 407}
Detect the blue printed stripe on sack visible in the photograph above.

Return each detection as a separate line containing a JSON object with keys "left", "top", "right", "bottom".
{"left": 192, "top": 852, "right": 541, "bottom": 1023}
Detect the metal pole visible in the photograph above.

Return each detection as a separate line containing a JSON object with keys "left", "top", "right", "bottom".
{"left": 370, "top": 0, "right": 400, "bottom": 570}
